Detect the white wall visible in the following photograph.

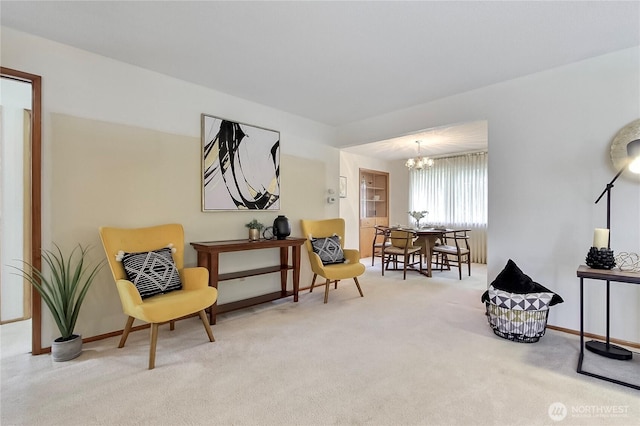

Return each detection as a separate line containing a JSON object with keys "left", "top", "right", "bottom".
{"left": 337, "top": 47, "right": 640, "bottom": 342}
{"left": 339, "top": 153, "right": 413, "bottom": 248}
{"left": 1, "top": 27, "right": 341, "bottom": 345}
{"left": 0, "top": 78, "right": 31, "bottom": 321}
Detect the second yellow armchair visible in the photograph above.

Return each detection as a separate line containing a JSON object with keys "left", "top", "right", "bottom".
{"left": 300, "top": 218, "right": 365, "bottom": 303}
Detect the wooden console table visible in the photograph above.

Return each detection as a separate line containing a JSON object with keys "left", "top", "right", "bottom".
{"left": 577, "top": 265, "right": 640, "bottom": 390}
{"left": 191, "top": 237, "right": 307, "bottom": 324}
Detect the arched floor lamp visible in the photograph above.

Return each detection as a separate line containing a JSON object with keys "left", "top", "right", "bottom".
{"left": 589, "top": 133, "right": 640, "bottom": 360}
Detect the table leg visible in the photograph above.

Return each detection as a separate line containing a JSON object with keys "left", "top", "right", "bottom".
{"left": 578, "top": 277, "right": 584, "bottom": 372}
{"left": 417, "top": 235, "right": 437, "bottom": 277}
{"left": 292, "top": 245, "right": 300, "bottom": 302}
{"left": 209, "top": 253, "right": 219, "bottom": 325}
{"left": 280, "top": 247, "right": 288, "bottom": 296}
{"left": 425, "top": 240, "right": 433, "bottom": 278}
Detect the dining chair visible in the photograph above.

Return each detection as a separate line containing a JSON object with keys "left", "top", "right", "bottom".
{"left": 432, "top": 229, "right": 471, "bottom": 280}
{"left": 381, "top": 229, "right": 422, "bottom": 280}
{"left": 371, "top": 225, "right": 391, "bottom": 266}
{"left": 300, "top": 218, "right": 365, "bottom": 303}
{"left": 99, "top": 223, "right": 218, "bottom": 369}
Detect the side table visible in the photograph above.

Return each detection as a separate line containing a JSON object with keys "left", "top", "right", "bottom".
{"left": 191, "top": 237, "right": 307, "bottom": 325}
{"left": 577, "top": 265, "right": 640, "bottom": 390}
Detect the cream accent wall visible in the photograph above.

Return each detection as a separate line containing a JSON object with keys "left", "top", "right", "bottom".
{"left": 51, "top": 113, "right": 326, "bottom": 340}
{"left": 338, "top": 47, "right": 640, "bottom": 342}
{"left": 2, "top": 27, "right": 340, "bottom": 345}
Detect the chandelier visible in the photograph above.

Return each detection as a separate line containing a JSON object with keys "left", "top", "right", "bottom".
{"left": 405, "top": 141, "right": 434, "bottom": 170}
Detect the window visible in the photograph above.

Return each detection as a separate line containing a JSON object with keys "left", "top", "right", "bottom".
{"left": 409, "top": 152, "right": 488, "bottom": 262}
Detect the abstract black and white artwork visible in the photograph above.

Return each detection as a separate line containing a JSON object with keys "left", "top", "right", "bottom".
{"left": 201, "top": 114, "right": 280, "bottom": 211}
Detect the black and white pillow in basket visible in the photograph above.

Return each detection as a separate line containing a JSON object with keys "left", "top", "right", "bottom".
{"left": 116, "top": 245, "right": 182, "bottom": 298}
{"left": 310, "top": 234, "right": 346, "bottom": 265}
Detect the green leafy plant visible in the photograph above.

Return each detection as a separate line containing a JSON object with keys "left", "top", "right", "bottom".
{"left": 12, "top": 244, "right": 105, "bottom": 341}
{"left": 245, "top": 219, "right": 265, "bottom": 230}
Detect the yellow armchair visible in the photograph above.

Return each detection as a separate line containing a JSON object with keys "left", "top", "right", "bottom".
{"left": 300, "top": 218, "right": 365, "bottom": 303}
{"left": 99, "top": 223, "right": 217, "bottom": 369}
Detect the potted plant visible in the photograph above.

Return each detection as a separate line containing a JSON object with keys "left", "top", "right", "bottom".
{"left": 12, "top": 244, "right": 104, "bottom": 361}
{"left": 245, "top": 219, "right": 264, "bottom": 241}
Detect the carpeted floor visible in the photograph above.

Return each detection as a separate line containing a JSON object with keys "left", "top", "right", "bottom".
{"left": 1, "top": 262, "right": 638, "bottom": 425}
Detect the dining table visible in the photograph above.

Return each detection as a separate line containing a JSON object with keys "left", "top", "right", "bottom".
{"left": 400, "top": 227, "right": 465, "bottom": 277}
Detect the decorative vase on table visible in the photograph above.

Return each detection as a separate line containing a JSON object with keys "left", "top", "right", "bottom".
{"left": 249, "top": 228, "right": 260, "bottom": 241}
{"left": 273, "top": 215, "right": 291, "bottom": 240}
{"left": 585, "top": 247, "right": 616, "bottom": 270}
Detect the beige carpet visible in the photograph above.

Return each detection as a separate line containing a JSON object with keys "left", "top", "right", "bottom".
{"left": 1, "top": 262, "right": 638, "bottom": 425}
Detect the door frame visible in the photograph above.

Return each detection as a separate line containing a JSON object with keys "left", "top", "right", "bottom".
{"left": 1, "top": 67, "right": 43, "bottom": 355}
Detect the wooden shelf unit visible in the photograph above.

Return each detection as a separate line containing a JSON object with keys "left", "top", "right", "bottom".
{"left": 359, "top": 168, "right": 389, "bottom": 258}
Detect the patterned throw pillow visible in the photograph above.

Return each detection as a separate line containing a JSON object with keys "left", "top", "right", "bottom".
{"left": 119, "top": 247, "right": 182, "bottom": 298}
{"left": 487, "top": 285, "right": 553, "bottom": 311}
{"left": 310, "top": 235, "right": 346, "bottom": 265}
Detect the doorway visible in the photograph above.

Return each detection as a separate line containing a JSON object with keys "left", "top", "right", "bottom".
{"left": 0, "top": 67, "right": 42, "bottom": 355}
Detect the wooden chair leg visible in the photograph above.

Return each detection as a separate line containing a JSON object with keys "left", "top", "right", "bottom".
{"left": 382, "top": 254, "right": 387, "bottom": 276}
{"left": 353, "top": 277, "right": 364, "bottom": 297}
{"left": 149, "top": 323, "right": 159, "bottom": 370}
{"left": 467, "top": 256, "right": 471, "bottom": 277}
{"left": 169, "top": 320, "right": 175, "bottom": 331}
{"left": 119, "top": 316, "right": 135, "bottom": 348}
{"left": 198, "top": 310, "right": 215, "bottom": 342}
{"left": 403, "top": 255, "right": 407, "bottom": 280}
{"left": 310, "top": 273, "right": 317, "bottom": 293}
{"left": 334, "top": 280, "right": 338, "bottom": 289}
{"left": 323, "top": 278, "right": 331, "bottom": 304}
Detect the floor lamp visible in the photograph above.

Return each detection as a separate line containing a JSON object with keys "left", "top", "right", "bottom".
{"left": 588, "top": 138, "right": 640, "bottom": 360}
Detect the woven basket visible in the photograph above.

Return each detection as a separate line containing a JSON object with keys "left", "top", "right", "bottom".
{"left": 485, "top": 302, "right": 550, "bottom": 343}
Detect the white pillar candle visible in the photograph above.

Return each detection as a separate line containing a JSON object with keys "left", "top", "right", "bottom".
{"left": 593, "top": 228, "right": 609, "bottom": 248}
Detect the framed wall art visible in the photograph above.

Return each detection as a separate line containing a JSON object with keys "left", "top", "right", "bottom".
{"left": 201, "top": 114, "right": 280, "bottom": 211}
{"left": 339, "top": 176, "right": 347, "bottom": 198}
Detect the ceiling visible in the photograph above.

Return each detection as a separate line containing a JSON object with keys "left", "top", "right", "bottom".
{"left": 2, "top": 1, "right": 639, "bottom": 159}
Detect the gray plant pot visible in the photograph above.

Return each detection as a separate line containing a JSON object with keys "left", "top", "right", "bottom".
{"left": 52, "top": 334, "right": 82, "bottom": 362}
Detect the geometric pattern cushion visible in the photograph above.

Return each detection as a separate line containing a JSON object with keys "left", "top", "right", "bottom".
{"left": 487, "top": 285, "right": 553, "bottom": 311}
{"left": 120, "top": 247, "right": 182, "bottom": 298}
{"left": 310, "top": 235, "right": 346, "bottom": 265}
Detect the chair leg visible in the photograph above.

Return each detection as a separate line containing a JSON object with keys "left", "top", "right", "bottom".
{"left": 198, "top": 310, "right": 215, "bottom": 342}
{"left": 310, "top": 273, "right": 317, "bottom": 293}
{"left": 467, "top": 256, "right": 471, "bottom": 277}
{"left": 323, "top": 278, "right": 331, "bottom": 304}
{"left": 382, "top": 255, "right": 386, "bottom": 276}
{"left": 119, "top": 316, "right": 135, "bottom": 348}
{"left": 169, "top": 320, "right": 175, "bottom": 331}
{"left": 353, "top": 277, "right": 364, "bottom": 297}
{"left": 403, "top": 256, "right": 407, "bottom": 280}
{"left": 149, "top": 323, "right": 159, "bottom": 370}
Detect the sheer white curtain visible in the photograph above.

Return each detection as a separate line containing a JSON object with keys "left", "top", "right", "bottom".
{"left": 409, "top": 152, "right": 488, "bottom": 263}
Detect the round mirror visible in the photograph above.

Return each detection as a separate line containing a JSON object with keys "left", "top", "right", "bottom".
{"left": 610, "top": 118, "right": 640, "bottom": 182}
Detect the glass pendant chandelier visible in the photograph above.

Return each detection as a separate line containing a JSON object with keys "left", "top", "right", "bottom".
{"left": 405, "top": 141, "right": 434, "bottom": 170}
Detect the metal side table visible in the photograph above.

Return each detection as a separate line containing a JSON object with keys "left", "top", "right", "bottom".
{"left": 577, "top": 265, "right": 640, "bottom": 390}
